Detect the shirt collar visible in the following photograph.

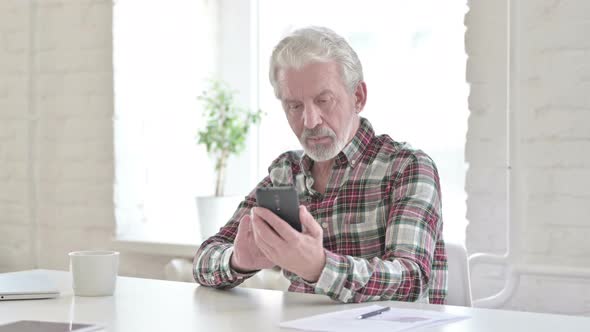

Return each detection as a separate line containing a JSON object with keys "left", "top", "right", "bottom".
{"left": 339, "top": 117, "right": 374, "bottom": 168}
{"left": 301, "top": 117, "right": 375, "bottom": 171}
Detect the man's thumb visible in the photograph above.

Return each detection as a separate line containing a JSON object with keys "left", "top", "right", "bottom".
{"left": 299, "top": 205, "right": 321, "bottom": 237}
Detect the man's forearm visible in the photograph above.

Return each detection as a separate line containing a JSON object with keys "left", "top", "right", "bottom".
{"left": 309, "top": 250, "right": 429, "bottom": 303}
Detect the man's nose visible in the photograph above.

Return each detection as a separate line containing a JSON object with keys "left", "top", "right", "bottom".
{"left": 303, "top": 103, "right": 322, "bottom": 129}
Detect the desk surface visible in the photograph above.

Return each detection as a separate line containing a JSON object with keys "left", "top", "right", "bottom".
{"left": 1, "top": 270, "right": 589, "bottom": 332}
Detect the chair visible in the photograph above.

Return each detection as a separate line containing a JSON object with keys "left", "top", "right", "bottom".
{"left": 445, "top": 242, "right": 473, "bottom": 306}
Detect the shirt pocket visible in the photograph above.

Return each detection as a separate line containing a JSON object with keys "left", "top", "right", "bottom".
{"left": 330, "top": 185, "right": 388, "bottom": 258}
{"left": 337, "top": 185, "right": 387, "bottom": 227}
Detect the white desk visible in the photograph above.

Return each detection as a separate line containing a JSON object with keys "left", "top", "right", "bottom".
{"left": 1, "top": 270, "right": 589, "bottom": 331}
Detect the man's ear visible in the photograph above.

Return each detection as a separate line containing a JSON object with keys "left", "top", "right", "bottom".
{"left": 354, "top": 81, "right": 367, "bottom": 113}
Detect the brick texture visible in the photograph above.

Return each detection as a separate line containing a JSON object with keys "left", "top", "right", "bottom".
{"left": 0, "top": 0, "right": 169, "bottom": 278}
{"left": 0, "top": 0, "right": 33, "bottom": 271}
{"left": 466, "top": 0, "right": 590, "bottom": 315}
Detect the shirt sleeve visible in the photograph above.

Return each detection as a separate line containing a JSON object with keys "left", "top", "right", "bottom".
{"left": 310, "top": 153, "right": 444, "bottom": 303}
{"left": 193, "top": 177, "right": 272, "bottom": 289}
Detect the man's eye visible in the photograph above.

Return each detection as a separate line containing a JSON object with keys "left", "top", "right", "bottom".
{"left": 288, "top": 104, "right": 302, "bottom": 111}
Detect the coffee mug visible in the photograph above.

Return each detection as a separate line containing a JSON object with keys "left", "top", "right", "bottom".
{"left": 69, "top": 250, "right": 120, "bottom": 296}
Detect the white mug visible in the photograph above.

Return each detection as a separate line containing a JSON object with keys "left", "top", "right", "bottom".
{"left": 69, "top": 251, "right": 120, "bottom": 296}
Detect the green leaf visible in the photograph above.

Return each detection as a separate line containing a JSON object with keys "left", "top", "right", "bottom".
{"left": 197, "top": 79, "right": 266, "bottom": 194}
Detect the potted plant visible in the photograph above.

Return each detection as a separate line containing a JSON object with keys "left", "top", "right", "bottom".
{"left": 196, "top": 79, "right": 263, "bottom": 240}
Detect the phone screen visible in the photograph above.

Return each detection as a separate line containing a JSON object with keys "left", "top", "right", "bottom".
{"left": 255, "top": 187, "right": 302, "bottom": 232}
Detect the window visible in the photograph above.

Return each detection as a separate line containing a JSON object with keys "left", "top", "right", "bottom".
{"left": 257, "top": 0, "right": 468, "bottom": 243}
{"left": 114, "top": 0, "right": 468, "bottom": 244}
{"left": 113, "top": 0, "right": 218, "bottom": 242}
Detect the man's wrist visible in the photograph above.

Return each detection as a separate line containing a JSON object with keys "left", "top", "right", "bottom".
{"left": 229, "top": 252, "right": 259, "bottom": 274}
{"left": 301, "top": 250, "right": 327, "bottom": 283}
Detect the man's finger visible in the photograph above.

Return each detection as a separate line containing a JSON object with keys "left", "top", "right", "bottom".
{"left": 252, "top": 213, "right": 284, "bottom": 247}
{"left": 238, "top": 213, "right": 253, "bottom": 235}
{"left": 299, "top": 206, "right": 322, "bottom": 238}
{"left": 253, "top": 207, "right": 299, "bottom": 242}
{"left": 252, "top": 226, "right": 278, "bottom": 261}
{"left": 244, "top": 212, "right": 253, "bottom": 233}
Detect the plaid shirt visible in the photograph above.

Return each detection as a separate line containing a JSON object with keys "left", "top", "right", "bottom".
{"left": 194, "top": 118, "right": 447, "bottom": 304}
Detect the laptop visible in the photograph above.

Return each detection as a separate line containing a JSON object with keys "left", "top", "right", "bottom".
{"left": 0, "top": 272, "right": 60, "bottom": 301}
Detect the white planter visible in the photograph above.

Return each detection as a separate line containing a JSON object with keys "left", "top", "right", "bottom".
{"left": 196, "top": 195, "right": 243, "bottom": 241}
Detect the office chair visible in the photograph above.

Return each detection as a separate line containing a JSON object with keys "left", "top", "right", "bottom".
{"left": 445, "top": 242, "right": 473, "bottom": 306}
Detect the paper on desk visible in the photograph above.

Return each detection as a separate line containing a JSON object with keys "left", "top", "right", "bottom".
{"left": 280, "top": 305, "right": 469, "bottom": 332}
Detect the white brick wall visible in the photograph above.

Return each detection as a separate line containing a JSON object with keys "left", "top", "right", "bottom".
{"left": 0, "top": 0, "right": 170, "bottom": 280}
{"left": 34, "top": 0, "right": 116, "bottom": 271}
{"left": 466, "top": 0, "right": 590, "bottom": 315}
{"left": 0, "top": 0, "right": 34, "bottom": 272}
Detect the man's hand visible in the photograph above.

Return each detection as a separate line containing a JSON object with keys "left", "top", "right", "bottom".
{"left": 230, "top": 213, "right": 275, "bottom": 273}
{"left": 251, "top": 205, "right": 326, "bottom": 282}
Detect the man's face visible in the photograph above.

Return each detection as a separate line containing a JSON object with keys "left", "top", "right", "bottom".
{"left": 276, "top": 61, "right": 363, "bottom": 162}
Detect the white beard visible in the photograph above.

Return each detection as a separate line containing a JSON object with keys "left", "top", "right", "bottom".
{"left": 299, "top": 126, "right": 346, "bottom": 161}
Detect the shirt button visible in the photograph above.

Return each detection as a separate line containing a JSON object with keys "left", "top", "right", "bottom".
{"left": 321, "top": 222, "right": 328, "bottom": 229}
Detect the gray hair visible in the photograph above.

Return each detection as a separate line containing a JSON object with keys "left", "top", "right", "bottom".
{"left": 269, "top": 26, "right": 364, "bottom": 99}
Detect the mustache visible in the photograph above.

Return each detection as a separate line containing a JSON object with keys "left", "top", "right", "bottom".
{"left": 300, "top": 127, "right": 336, "bottom": 140}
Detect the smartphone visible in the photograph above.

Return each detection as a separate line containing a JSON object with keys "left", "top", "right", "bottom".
{"left": 255, "top": 186, "right": 302, "bottom": 232}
